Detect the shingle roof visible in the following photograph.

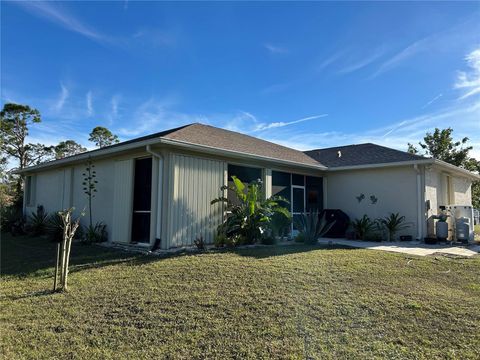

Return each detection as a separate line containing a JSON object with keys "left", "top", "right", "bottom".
{"left": 304, "top": 143, "right": 428, "bottom": 168}
{"left": 163, "top": 123, "right": 324, "bottom": 167}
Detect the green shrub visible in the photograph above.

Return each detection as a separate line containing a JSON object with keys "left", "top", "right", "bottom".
{"left": 294, "top": 211, "right": 334, "bottom": 245}
{"left": 1, "top": 204, "right": 24, "bottom": 234}
{"left": 260, "top": 234, "right": 276, "bottom": 245}
{"left": 211, "top": 176, "right": 291, "bottom": 247}
{"left": 46, "top": 212, "right": 64, "bottom": 243}
{"left": 28, "top": 205, "right": 49, "bottom": 236}
{"left": 83, "top": 222, "right": 108, "bottom": 243}
{"left": 377, "top": 213, "right": 410, "bottom": 241}
{"left": 193, "top": 236, "right": 206, "bottom": 250}
{"left": 351, "top": 215, "right": 376, "bottom": 240}
{"left": 294, "top": 232, "right": 305, "bottom": 243}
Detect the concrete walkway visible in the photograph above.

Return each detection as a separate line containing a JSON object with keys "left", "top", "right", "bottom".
{"left": 318, "top": 238, "right": 480, "bottom": 257}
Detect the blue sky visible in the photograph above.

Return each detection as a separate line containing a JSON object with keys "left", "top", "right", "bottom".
{"left": 1, "top": 1, "right": 480, "bottom": 158}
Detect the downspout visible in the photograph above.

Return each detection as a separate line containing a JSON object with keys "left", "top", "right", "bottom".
{"left": 414, "top": 164, "right": 423, "bottom": 241}
{"left": 146, "top": 145, "right": 164, "bottom": 249}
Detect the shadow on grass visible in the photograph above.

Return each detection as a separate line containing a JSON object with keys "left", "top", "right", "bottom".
{"left": 1, "top": 232, "right": 145, "bottom": 277}
{"left": 231, "top": 243, "right": 358, "bottom": 259}
{"left": 1, "top": 232, "right": 358, "bottom": 278}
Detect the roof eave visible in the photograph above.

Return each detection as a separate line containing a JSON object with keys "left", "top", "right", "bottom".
{"left": 15, "top": 136, "right": 328, "bottom": 174}
{"left": 432, "top": 159, "right": 480, "bottom": 181}
{"left": 326, "top": 158, "right": 480, "bottom": 180}
{"left": 326, "top": 159, "right": 434, "bottom": 171}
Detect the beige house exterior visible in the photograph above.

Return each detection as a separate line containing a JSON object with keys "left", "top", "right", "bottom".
{"left": 19, "top": 123, "right": 479, "bottom": 249}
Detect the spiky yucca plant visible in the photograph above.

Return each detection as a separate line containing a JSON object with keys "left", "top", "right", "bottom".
{"left": 294, "top": 211, "right": 334, "bottom": 244}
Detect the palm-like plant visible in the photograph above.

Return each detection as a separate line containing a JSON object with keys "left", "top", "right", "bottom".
{"left": 294, "top": 211, "right": 334, "bottom": 244}
{"left": 29, "top": 205, "right": 49, "bottom": 236}
{"left": 378, "top": 213, "right": 410, "bottom": 241}
{"left": 211, "top": 176, "right": 291, "bottom": 245}
{"left": 351, "top": 214, "right": 376, "bottom": 240}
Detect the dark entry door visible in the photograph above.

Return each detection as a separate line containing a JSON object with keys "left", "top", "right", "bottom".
{"left": 131, "top": 157, "right": 152, "bottom": 243}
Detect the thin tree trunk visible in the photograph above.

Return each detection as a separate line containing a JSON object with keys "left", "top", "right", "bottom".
{"left": 53, "top": 242, "right": 60, "bottom": 292}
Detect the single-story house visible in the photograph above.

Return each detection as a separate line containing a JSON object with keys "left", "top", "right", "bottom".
{"left": 18, "top": 123, "right": 479, "bottom": 248}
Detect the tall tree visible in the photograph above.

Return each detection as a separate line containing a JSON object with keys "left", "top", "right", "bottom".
{"left": 408, "top": 128, "right": 472, "bottom": 166}
{"left": 0, "top": 103, "right": 55, "bottom": 169}
{"left": 54, "top": 140, "right": 87, "bottom": 159}
{"left": 407, "top": 127, "right": 479, "bottom": 208}
{"left": 88, "top": 126, "right": 119, "bottom": 148}
{"left": 0, "top": 103, "right": 54, "bottom": 192}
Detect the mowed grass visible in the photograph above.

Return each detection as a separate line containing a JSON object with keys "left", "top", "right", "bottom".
{"left": 1, "top": 233, "right": 480, "bottom": 359}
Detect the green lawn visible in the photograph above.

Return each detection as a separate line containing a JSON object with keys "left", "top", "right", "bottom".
{"left": 2, "top": 233, "right": 479, "bottom": 359}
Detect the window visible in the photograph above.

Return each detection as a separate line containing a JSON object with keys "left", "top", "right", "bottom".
{"left": 227, "top": 164, "right": 262, "bottom": 203}
{"left": 306, "top": 176, "right": 323, "bottom": 212}
{"left": 272, "top": 171, "right": 291, "bottom": 207}
{"left": 25, "top": 175, "right": 35, "bottom": 206}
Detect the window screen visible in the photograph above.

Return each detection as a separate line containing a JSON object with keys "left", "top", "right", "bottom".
{"left": 227, "top": 164, "right": 262, "bottom": 203}
{"left": 272, "top": 171, "right": 291, "bottom": 207}
{"left": 306, "top": 176, "right": 323, "bottom": 212}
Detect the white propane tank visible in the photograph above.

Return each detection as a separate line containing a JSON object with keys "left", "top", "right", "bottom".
{"left": 436, "top": 221, "right": 448, "bottom": 241}
{"left": 456, "top": 217, "right": 470, "bottom": 243}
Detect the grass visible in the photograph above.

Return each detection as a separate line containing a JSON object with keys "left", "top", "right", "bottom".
{"left": 2, "top": 233, "right": 480, "bottom": 359}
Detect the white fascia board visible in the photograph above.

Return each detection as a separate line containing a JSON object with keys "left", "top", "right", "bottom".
{"left": 326, "top": 159, "right": 434, "bottom": 171}
{"left": 432, "top": 159, "right": 480, "bottom": 181}
{"left": 327, "top": 158, "right": 480, "bottom": 181}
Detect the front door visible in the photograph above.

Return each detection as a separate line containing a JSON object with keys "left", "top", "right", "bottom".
{"left": 131, "top": 157, "right": 152, "bottom": 243}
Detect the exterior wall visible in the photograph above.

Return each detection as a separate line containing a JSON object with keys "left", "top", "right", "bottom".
{"left": 452, "top": 176, "right": 472, "bottom": 205}
{"left": 425, "top": 167, "right": 472, "bottom": 215}
{"left": 424, "top": 167, "right": 473, "bottom": 239}
{"left": 326, "top": 166, "right": 419, "bottom": 239}
{"left": 26, "top": 156, "right": 133, "bottom": 242}
{"left": 165, "top": 153, "right": 226, "bottom": 248}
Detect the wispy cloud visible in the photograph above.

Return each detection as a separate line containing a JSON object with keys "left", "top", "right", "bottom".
{"left": 421, "top": 93, "right": 443, "bottom": 109}
{"left": 254, "top": 114, "right": 328, "bottom": 132}
{"left": 264, "top": 43, "right": 288, "bottom": 54}
{"left": 54, "top": 83, "right": 69, "bottom": 112}
{"left": 338, "top": 49, "right": 385, "bottom": 74}
{"left": 260, "top": 83, "right": 290, "bottom": 95}
{"left": 86, "top": 91, "right": 93, "bottom": 116}
{"left": 455, "top": 48, "right": 480, "bottom": 100}
{"left": 15, "top": 1, "right": 112, "bottom": 44}
{"left": 370, "top": 38, "right": 428, "bottom": 79}
{"left": 132, "top": 28, "right": 176, "bottom": 47}
{"left": 115, "top": 96, "right": 200, "bottom": 137}
{"left": 264, "top": 100, "right": 480, "bottom": 159}
{"left": 317, "top": 50, "right": 347, "bottom": 71}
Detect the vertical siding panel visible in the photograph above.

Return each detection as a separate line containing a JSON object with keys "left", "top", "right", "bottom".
{"left": 112, "top": 160, "right": 134, "bottom": 243}
{"left": 185, "top": 156, "right": 192, "bottom": 246}
{"left": 168, "top": 154, "right": 225, "bottom": 247}
{"left": 172, "top": 156, "right": 179, "bottom": 247}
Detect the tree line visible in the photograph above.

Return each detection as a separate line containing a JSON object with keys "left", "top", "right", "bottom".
{"left": 0, "top": 103, "right": 120, "bottom": 210}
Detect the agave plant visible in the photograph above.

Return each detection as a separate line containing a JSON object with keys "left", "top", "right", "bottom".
{"left": 29, "top": 205, "right": 49, "bottom": 236}
{"left": 294, "top": 211, "right": 334, "bottom": 245}
{"left": 377, "top": 213, "right": 410, "bottom": 241}
{"left": 211, "top": 176, "right": 291, "bottom": 245}
{"left": 351, "top": 214, "right": 376, "bottom": 240}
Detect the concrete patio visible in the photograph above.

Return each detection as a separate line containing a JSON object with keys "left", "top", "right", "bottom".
{"left": 318, "top": 238, "right": 480, "bottom": 257}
